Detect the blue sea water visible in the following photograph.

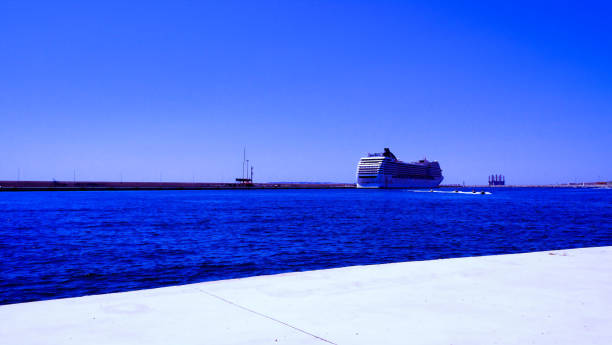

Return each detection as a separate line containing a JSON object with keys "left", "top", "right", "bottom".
{"left": 1, "top": 188, "right": 611, "bottom": 305}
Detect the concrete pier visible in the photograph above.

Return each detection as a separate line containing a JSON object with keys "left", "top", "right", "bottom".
{"left": 1, "top": 246, "right": 610, "bottom": 344}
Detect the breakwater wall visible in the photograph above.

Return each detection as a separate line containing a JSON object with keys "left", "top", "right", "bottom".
{"left": 0, "top": 180, "right": 356, "bottom": 191}
{"left": 2, "top": 181, "right": 608, "bottom": 191}
{"left": 442, "top": 183, "right": 611, "bottom": 189}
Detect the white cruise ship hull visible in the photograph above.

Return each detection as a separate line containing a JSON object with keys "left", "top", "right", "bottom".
{"left": 356, "top": 148, "right": 444, "bottom": 189}
{"left": 357, "top": 175, "right": 443, "bottom": 188}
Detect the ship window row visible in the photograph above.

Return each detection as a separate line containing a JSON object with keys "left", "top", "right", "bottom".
{"left": 393, "top": 174, "right": 435, "bottom": 179}
{"left": 362, "top": 166, "right": 438, "bottom": 175}
{"left": 395, "top": 166, "right": 427, "bottom": 170}
{"left": 383, "top": 167, "right": 427, "bottom": 172}
{"left": 387, "top": 167, "right": 428, "bottom": 171}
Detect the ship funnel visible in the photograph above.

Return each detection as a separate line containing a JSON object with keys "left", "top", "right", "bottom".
{"left": 383, "top": 148, "right": 397, "bottom": 160}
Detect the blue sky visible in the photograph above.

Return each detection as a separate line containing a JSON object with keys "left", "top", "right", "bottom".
{"left": 1, "top": 1, "right": 611, "bottom": 184}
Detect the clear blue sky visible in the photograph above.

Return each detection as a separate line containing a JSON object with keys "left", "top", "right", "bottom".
{"left": 1, "top": 1, "right": 611, "bottom": 184}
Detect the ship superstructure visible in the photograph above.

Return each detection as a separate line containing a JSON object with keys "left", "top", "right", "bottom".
{"left": 356, "top": 148, "right": 443, "bottom": 188}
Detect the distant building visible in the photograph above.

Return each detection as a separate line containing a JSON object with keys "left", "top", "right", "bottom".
{"left": 489, "top": 174, "right": 505, "bottom": 186}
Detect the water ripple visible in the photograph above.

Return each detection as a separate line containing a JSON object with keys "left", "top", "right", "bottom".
{"left": 1, "top": 188, "right": 611, "bottom": 305}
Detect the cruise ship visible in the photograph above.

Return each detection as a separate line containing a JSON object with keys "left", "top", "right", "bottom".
{"left": 356, "top": 148, "right": 443, "bottom": 188}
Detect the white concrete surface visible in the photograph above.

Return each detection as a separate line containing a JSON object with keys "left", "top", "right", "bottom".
{"left": 1, "top": 246, "right": 611, "bottom": 345}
